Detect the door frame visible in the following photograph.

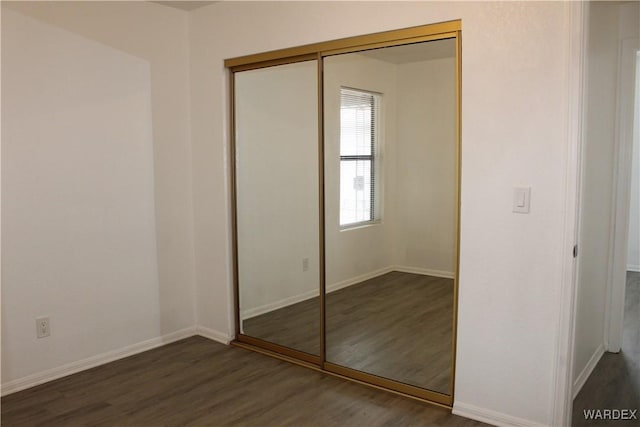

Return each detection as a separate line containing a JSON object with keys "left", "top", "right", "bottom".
{"left": 551, "top": 1, "right": 588, "bottom": 426}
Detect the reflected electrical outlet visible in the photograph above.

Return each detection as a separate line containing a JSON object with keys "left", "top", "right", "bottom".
{"left": 302, "top": 257, "right": 309, "bottom": 272}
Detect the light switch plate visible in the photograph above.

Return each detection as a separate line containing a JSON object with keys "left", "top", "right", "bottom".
{"left": 513, "top": 187, "right": 531, "bottom": 213}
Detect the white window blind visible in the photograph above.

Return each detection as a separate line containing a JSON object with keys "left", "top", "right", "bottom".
{"left": 339, "top": 88, "right": 378, "bottom": 226}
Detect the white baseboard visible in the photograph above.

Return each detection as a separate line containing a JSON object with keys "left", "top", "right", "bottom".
{"left": 453, "top": 402, "right": 547, "bottom": 427}
{"left": 196, "top": 326, "right": 232, "bottom": 344}
{"left": 241, "top": 288, "right": 319, "bottom": 320}
{"left": 392, "top": 265, "right": 455, "bottom": 279}
{"left": 0, "top": 326, "right": 197, "bottom": 396}
{"left": 326, "top": 266, "right": 394, "bottom": 293}
{"left": 627, "top": 264, "right": 640, "bottom": 272}
{"left": 572, "top": 344, "right": 604, "bottom": 399}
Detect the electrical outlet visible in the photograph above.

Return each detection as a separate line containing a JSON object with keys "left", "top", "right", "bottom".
{"left": 36, "top": 317, "right": 50, "bottom": 338}
{"left": 302, "top": 257, "right": 309, "bottom": 272}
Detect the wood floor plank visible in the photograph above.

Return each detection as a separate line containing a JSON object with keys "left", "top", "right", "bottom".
{"left": 1, "top": 336, "right": 485, "bottom": 426}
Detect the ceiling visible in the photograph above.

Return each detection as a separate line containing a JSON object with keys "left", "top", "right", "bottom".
{"left": 151, "top": 1, "right": 216, "bottom": 11}
{"left": 360, "top": 38, "right": 456, "bottom": 64}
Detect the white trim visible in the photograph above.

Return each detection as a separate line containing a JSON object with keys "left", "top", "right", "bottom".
{"left": 222, "top": 63, "right": 237, "bottom": 342}
{"left": 628, "top": 264, "right": 640, "bottom": 272}
{"left": 325, "top": 266, "right": 454, "bottom": 291}
{"left": 240, "top": 288, "right": 319, "bottom": 320}
{"left": 572, "top": 344, "right": 605, "bottom": 399}
{"left": 392, "top": 265, "right": 455, "bottom": 279}
{"left": 551, "top": 1, "right": 587, "bottom": 426}
{"left": 196, "top": 326, "right": 232, "bottom": 344}
{"left": 0, "top": 326, "right": 197, "bottom": 396}
{"left": 453, "top": 402, "right": 547, "bottom": 427}
{"left": 326, "top": 266, "right": 394, "bottom": 293}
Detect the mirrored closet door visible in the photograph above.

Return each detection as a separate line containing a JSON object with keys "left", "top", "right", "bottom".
{"left": 323, "top": 39, "right": 457, "bottom": 397}
{"left": 228, "top": 20, "right": 461, "bottom": 407}
{"left": 233, "top": 59, "right": 320, "bottom": 360}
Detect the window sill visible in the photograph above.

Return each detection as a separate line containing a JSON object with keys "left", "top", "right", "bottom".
{"left": 339, "top": 220, "right": 381, "bottom": 232}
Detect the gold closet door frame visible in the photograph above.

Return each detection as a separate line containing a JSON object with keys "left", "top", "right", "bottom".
{"left": 227, "top": 20, "right": 462, "bottom": 409}
{"left": 228, "top": 56, "right": 323, "bottom": 367}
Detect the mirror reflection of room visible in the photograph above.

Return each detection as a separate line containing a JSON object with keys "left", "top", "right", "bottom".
{"left": 235, "top": 60, "right": 320, "bottom": 356}
{"left": 324, "top": 39, "right": 457, "bottom": 394}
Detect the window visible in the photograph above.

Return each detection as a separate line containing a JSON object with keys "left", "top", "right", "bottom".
{"left": 339, "top": 88, "right": 379, "bottom": 227}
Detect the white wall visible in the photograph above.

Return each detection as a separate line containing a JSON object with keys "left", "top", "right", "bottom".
{"left": 395, "top": 57, "right": 457, "bottom": 275}
{"left": 234, "top": 61, "right": 319, "bottom": 317}
{"left": 1, "top": 1, "right": 195, "bottom": 391}
{"left": 628, "top": 52, "right": 640, "bottom": 272}
{"left": 189, "top": 2, "right": 577, "bottom": 425}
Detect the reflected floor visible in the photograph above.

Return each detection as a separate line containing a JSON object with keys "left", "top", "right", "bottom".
{"left": 242, "top": 290, "right": 321, "bottom": 356}
{"left": 243, "top": 271, "right": 453, "bottom": 394}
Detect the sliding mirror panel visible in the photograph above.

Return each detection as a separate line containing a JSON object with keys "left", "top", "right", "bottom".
{"left": 234, "top": 60, "right": 320, "bottom": 356}
{"left": 323, "top": 39, "right": 457, "bottom": 394}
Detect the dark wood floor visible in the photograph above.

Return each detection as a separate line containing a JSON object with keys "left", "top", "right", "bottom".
{"left": 572, "top": 271, "right": 640, "bottom": 426}
{"left": 244, "top": 271, "right": 454, "bottom": 393}
{"left": 1, "top": 336, "right": 486, "bottom": 426}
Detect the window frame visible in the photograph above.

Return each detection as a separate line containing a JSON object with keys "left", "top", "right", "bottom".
{"left": 338, "top": 87, "right": 381, "bottom": 229}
